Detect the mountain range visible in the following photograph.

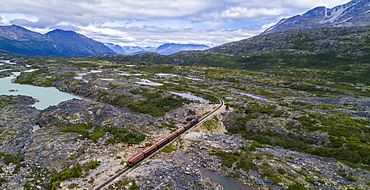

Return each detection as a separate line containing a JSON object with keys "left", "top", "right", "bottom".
{"left": 0, "top": 25, "right": 210, "bottom": 56}
{"left": 1, "top": 0, "right": 370, "bottom": 57}
{"left": 263, "top": 0, "right": 370, "bottom": 34}
{"left": 0, "top": 25, "right": 115, "bottom": 56}
{"left": 105, "top": 43, "right": 210, "bottom": 55}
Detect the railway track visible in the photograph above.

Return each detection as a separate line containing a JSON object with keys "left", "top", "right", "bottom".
{"left": 93, "top": 98, "right": 224, "bottom": 190}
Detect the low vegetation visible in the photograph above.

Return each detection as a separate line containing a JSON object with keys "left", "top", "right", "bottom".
{"left": 0, "top": 152, "right": 24, "bottom": 174}
{"left": 103, "top": 88, "right": 192, "bottom": 117}
{"left": 3, "top": 25, "right": 370, "bottom": 189}
{"left": 45, "top": 163, "right": 83, "bottom": 190}
{"left": 162, "top": 144, "right": 177, "bottom": 153}
{"left": 60, "top": 123, "right": 146, "bottom": 145}
{"left": 104, "top": 127, "right": 146, "bottom": 145}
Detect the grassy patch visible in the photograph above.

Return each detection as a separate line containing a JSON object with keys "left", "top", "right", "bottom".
{"left": 0, "top": 99, "right": 16, "bottom": 108}
{"left": 288, "top": 183, "right": 307, "bottom": 190}
{"left": 104, "top": 127, "right": 146, "bottom": 145}
{"left": 90, "top": 130, "right": 106, "bottom": 141}
{"left": 201, "top": 116, "right": 219, "bottom": 131}
{"left": 45, "top": 163, "right": 83, "bottom": 190}
{"left": 162, "top": 144, "right": 177, "bottom": 153}
{"left": 108, "top": 88, "right": 192, "bottom": 117}
{"left": 60, "top": 124, "right": 146, "bottom": 145}
{"left": 60, "top": 123, "right": 91, "bottom": 134}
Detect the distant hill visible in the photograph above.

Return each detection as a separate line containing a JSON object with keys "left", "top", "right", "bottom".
{"left": 104, "top": 43, "right": 156, "bottom": 55}
{"left": 0, "top": 25, "right": 115, "bottom": 56}
{"left": 263, "top": 0, "right": 370, "bottom": 34}
{"left": 105, "top": 43, "right": 210, "bottom": 55}
{"left": 209, "top": 25, "right": 370, "bottom": 56}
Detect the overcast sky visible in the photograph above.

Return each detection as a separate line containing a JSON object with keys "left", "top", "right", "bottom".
{"left": 0, "top": 0, "right": 350, "bottom": 47}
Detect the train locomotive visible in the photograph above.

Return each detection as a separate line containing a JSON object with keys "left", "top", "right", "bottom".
{"left": 127, "top": 119, "right": 199, "bottom": 167}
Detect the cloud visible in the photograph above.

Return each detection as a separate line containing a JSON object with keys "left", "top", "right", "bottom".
{"left": 78, "top": 25, "right": 263, "bottom": 47}
{"left": 10, "top": 17, "right": 59, "bottom": 28}
{"left": 197, "top": 7, "right": 287, "bottom": 22}
{"left": 0, "top": 0, "right": 216, "bottom": 25}
{"left": 0, "top": 0, "right": 352, "bottom": 46}
{"left": 1, "top": 0, "right": 350, "bottom": 25}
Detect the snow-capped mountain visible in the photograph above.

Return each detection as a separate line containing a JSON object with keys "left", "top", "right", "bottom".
{"left": 105, "top": 43, "right": 210, "bottom": 55}
{"left": 104, "top": 43, "right": 156, "bottom": 55}
{"left": 155, "top": 43, "right": 210, "bottom": 55}
{"left": 263, "top": 0, "right": 370, "bottom": 34}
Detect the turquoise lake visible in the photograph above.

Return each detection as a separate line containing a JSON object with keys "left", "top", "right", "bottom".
{"left": 0, "top": 72, "right": 83, "bottom": 110}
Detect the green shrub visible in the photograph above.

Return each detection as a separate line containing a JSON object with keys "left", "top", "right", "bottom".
{"left": 50, "top": 163, "right": 82, "bottom": 182}
{"left": 104, "top": 127, "right": 146, "bottom": 145}
{"left": 215, "top": 151, "right": 240, "bottom": 168}
{"left": 288, "top": 183, "right": 307, "bottom": 190}
{"left": 87, "top": 159, "right": 101, "bottom": 170}
{"left": 236, "top": 157, "right": 258, "bottom": 171}
{"left": 110, "top": 90, "right": 191, "bottom": 117}
{"left": 277, "top": 167, "right": 287, "bottom": 175}
{"left": 128, "top": 180, "right": 140, "bottom": 190}
{"left": 0, "top": 152, "right": 24, "bottom": 174}
{"left": 305, "top": 177, "right": 315, "bottom": 183}
{"left": 0, "top": 178, "right": 9, "bottom": 186}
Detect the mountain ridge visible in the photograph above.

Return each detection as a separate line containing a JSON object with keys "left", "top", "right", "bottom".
{"left": 0, "top": 25, "right": 115, "bottom": 56}
{"left": 209, "top": 25, "right": 370, "bottom": 56}
{"left": 105, "top": 43, "right": 210, "bottom": 55}
{"left": 263, "top": 0, "right": 370, "bottom": 34}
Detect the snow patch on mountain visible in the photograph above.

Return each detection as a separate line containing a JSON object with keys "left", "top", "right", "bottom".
{"left": 262, "top": 0, "right": 370, "bottom": 35}
{"left": 105, "top": 43, "right": 210, "bottom": 55}
{"left": 323, "top": 6, "right": 348, "bottom": 23}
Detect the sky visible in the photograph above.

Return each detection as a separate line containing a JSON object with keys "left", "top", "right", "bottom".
{"left": 0, "top": 0, "right": 350, "bottom": 47}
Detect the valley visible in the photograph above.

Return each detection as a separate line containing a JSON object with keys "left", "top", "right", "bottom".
{"left": 0, "top": 43, "right": 369, "bottom": 189}
{"left": 1, "top": 2, "right": 370, "bottom": 187}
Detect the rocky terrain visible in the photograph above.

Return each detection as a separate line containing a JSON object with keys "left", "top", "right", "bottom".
{"left": 0, "top": 21, "right": 369, "bottom": 190}
{"left": 182, "top": 132, "right": 370, "bottom": 190}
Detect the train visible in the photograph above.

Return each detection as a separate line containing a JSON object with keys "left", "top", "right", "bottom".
{"left": 127, "top": 119, "right": 199, "bottom": 167}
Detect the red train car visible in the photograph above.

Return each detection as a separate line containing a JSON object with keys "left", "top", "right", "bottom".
{"left": 167, "top": 131, "right": 178, "bottom": 141}
{"left": 182, "top": 123, "right": 192, "bottom": 130}
{"left": 127, "top": 120, "right": 200, "bottom": 167}
{"left": 175, "top": 127, "right": 185, "bottom": 135}
{"left": 155, "top": 137, "right": 168, "bottom": 149}
{"left": 128, "top": 152, "right": 144, "bottom": 167}
{"left": 142, "top": 144, "right": 157, "bottom": 157}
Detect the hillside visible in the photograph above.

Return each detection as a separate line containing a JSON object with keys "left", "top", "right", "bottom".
{"left": 209, "top": 25, "right": 370, "bottom": 56}
{"left": 0, "top": 25, "right": 115, "bottom": 56}
{"left": 263, "top": 0, "right": 370, "bottom": 34}
{"left": 1, "top": 52, "right": 369, "bottom": 189}
{"left": 91, "top": 25, "right": 370, "bottom": 85}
